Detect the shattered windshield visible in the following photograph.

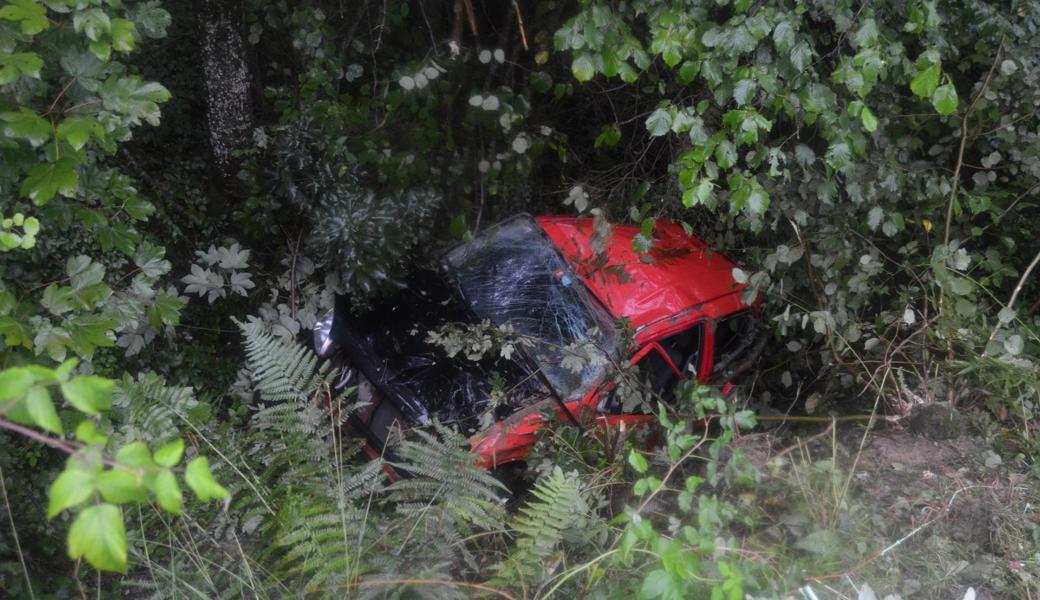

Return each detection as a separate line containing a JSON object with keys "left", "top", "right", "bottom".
{"left": 445, "top": 215, "right": 619, "bottom": 400}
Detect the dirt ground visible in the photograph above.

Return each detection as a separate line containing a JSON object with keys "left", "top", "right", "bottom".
{"left": 733, "top": 406, "right": 1040, "bottom": 599}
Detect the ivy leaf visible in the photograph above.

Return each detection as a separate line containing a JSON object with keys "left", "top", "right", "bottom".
{"left": 67, "top": 504, "right": 127, "bottom": 573}
{"left": 25, "top": 386, "right": 62, "bottom": 434}
{"left": 0, "top": 0, "right": 49, "bottom": 35}
{"left": 185, "top": 457, "right": 229, "bottom": 501}
{"left": 48, "top": 469, "right": 95, "bottom": 518}
{"left": 860, "top": 106, "right": 878, "bottom": 132}
{"left": 0, "top": 52, "right": 43, "bottom": 84}
{"left": 152, "top": 469, "right": 182, "bottom": 513}
{"left": 931, "top": 83, "right": 959, "bottom": 115}
{"left": 1, "top": 107, "right": 51, "bottom": 147}
{"left": 100, "top": 76, "right": 171, "bottom": 126}
{"left": 57, "top": 117, "right": 105, "bottom": 151}
{"left": 571, "top": 54, "right": 595, "bottom": 82}
{"left": 153, "top": 439, "right": 184, "bottom": 468}
{"left": 20, "top": 158, "right": 79, "bottom": 205}
{"left": 60, "top": 375, "right": 114, "bottom": 416}
{"left": 910, "top": 62, "right": 941, "bottom": 98}
{"left": 645, "top": 108, "right": 672, "bottom": 137}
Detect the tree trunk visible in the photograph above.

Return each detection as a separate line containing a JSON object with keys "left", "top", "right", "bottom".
{"left": 195, "top": 0, "right": 254, "bottom": 185}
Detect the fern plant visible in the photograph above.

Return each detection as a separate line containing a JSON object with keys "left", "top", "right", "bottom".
{"left": 489, "top": 466, "right": 604, "bottom": 595}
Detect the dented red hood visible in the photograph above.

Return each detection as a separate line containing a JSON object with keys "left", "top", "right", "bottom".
{"left": 535, "top": 216, "right": 748, "bottom": 337}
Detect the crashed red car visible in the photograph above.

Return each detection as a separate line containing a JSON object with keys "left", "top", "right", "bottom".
{"left": 313, "top": 214, "right": 761, "bottom": 469}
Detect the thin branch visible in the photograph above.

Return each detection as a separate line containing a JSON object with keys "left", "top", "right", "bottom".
{"left": 0, "top": 463, "right": 35, "bottom": 600}
{"left": 982, "top": 247, "right": 1040, "bottom": 357}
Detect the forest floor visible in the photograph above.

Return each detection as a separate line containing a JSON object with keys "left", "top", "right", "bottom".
{"left": 728, "top": 404, "right": 1040, "bottom": 599}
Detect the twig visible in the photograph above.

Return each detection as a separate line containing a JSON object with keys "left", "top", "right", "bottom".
{"left": 982, "top": 247, "right": 1040, "bottom": 357}
{"left": 0, "top": 463, "right": 35, "bottom": 600}
{"left": 512, "top": 0, "right": 529, "bottom": 51}
{"left": 461, "top": 0, "right": 479, "bottom": 39}
{"left": 942, "top": 40, "right": 1004, "bottom": 249}
{"left": 799, "top": 484, "right": 990, "bottom": 590}
{"left": 769, "top": 418, "right": 836, "bottom": 462}
{"left": 333, "top": 578, "right": 516, "bottom": 599}
{"left": 937, "top": 40, "right": 1004, "bottom": 402}
{"left": 0, "top": 417, "right": 80, "bottom": 455}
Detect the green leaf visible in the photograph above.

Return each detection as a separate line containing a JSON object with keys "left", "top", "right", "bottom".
{"left": 571, "top": 54, "right": 595, "bottom": 82}
{"left": 48, "top": 469, "right": 95, "bottom": 518}
{"left": 931, "top": 83, "right": 958, "bottom": 115}
{"left": 116, "top": 441, "right": 156, "bottom": 470}
{"left": 594, "top": 124, "right": 621, "bottom": 149}
{"left": 184, "top": 457, "right": 228, "bottom": 501}
{"left": 153, "top": 439, "right": 184, "bottom": 468}
{"left": 25, "top": 386, "right": 62, "bottom": 434}
{"left": 89, "top": 39, "right": 111, "bottom": 61}
{"left": 57, "top": 117, "right": 105, "bottom": 151}
{"left": 1, "top": 107, "right": 50, "bottom": 147}
{"left": 947, "top": 277, "right": 973, "bottom": 296}
{"left": 645, "top": 108, "right": 672, "bottom": 137}
{"left": 732, "top": 79, "right": 756, "bottom": 106}
{"left": 0, "top": 367, "right": 34, "bottom": 402}
{"left": 860, "top": 106, "right": 878, "bottom": 132}
{"left": 133, "top": 242, "right": 170, "bottom": 277}
{"left": 715, "top": 139, "right": 737, "bottom": 169}
{"left": 910, "top": 62, "right": 941, "bottom": 98}
{"left": 20, "top": 158, "right": 79, "bottom": 205}
{"left": 0, "top": 52, "right": 43, "bottom": 84}
{"left": 67, "top": 314, "right": 118, "bottom": 356}
{"left": 152, "top": 469, "right": 182, "bottom": 513}
{"left": 794, "top": 528, "right": 843, "bottom": 557}
{"left": 60, "top": 375, "right": 114, "bottom": 416}
{"left": 129, "top": 1, "right": 171, "bottom": 38}
{"left": 73, "top": 8, "right": 111, "bottom": 41}
{"left": 67, "top": 504, "right": 127, "bottom": 573}
{"left": 110, "top": 18, "right": 136, "bottom": 52}
{"left": 75, "top": 420, "right": 109, "bottom": 445}
{"left": 628, "top": 450, "right": 648, "bottom": 474}
{"left": 96, "top": 470, "right": 146, "bottom": 503}
{"left": 147, "top": 292, "right": 183, "bottom": 328}
{"left": 100, "top": 76, "right": 171, "bottom": 126}
{"left": 677, "top": 61, "right": 699, "bottom": 84}
{"left": 0, "top": 0, "right": 49, "bottom": 35}
{"left": 790, "top": 41, "right": 812, "bottom": 71}
{"left": 641, "top": 570, "right": 681, "bottom": 599}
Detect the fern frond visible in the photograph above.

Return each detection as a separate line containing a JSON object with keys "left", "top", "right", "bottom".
{"left": 488, "top": 466, "right": 599, "bottom": 591}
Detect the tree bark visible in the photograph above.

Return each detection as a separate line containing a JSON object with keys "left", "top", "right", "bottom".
{"left": 195, "top": 0, "right": 254, "bottom": 185}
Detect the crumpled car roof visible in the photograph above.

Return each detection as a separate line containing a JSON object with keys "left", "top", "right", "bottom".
{"left": 535, "top": 216, "right": 748, "bottom": 337}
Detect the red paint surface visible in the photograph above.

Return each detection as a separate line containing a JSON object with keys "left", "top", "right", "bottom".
{"left": 470, "top": 216, "right": 752, "bottom": 468}
{"left": 534, "top": 216, "right": 747, "bottom": 341}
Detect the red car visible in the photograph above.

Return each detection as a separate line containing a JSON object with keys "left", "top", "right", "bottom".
{"left": 313, "top": 214, "right": 761, "bottom": 469}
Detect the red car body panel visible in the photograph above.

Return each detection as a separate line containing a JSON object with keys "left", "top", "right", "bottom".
{"left": 535, "top": 216, "right": 745, "bottom": 344}
{"left": 469, "top": 216, "right": 751, "bottom": 468}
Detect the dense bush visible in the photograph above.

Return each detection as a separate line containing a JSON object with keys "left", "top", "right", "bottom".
{"left": 1, "top": 0, "right": 1038, "bottom": 597}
